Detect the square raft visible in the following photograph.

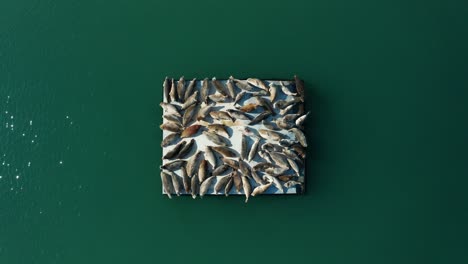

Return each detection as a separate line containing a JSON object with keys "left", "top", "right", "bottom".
{"left": 161, "top": 78, "right": 306, "bottom": 196}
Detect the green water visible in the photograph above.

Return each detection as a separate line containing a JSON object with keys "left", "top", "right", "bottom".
{"left": 1, "top": 0, "right": 467, "bottom": 263}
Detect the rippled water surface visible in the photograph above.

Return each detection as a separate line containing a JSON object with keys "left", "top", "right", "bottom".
{"left": 1, "top": 0, "right": 466, "bottom": 263}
